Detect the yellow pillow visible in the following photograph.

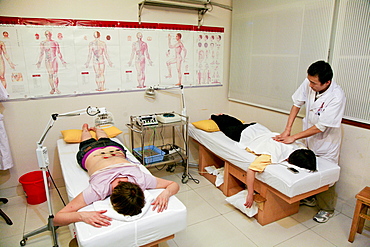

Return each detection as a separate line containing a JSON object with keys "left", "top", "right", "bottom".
{"left": 192, "top": 120, "right": 220, "bottom": 132}
{"left": 61, "top": 130, "right": 97, "bottom": 143}
{"left": 102, "top": 126, "right": 123, "bottom": 138}
{"left": 192, "top": 117, "right": 245, "bottom": 132}
{"left": 61, "top": 126, "right": 122, "bottom": 143}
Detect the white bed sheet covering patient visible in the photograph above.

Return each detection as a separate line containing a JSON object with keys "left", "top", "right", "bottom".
{"left": 57, "top": 138, "right": 187, "bottom": 247}
{"left": 189, "top": 124, "right": 340, "bottom": 198}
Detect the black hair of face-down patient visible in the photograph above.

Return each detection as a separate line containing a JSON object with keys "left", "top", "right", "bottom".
{"left": 287, "top": 149, "right": 317, "bottom": 172}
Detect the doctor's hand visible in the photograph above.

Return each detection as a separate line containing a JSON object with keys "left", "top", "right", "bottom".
{"left": 79, "top": 210, "right": 112, "bottom": 227}
{"left": 273, "top": 135, "right": 295, "bottom": 144}
{"left": 273, "top": 129, "right": 290, "bottom": 139}
{"left": 152, "top": 190, "right": 171, "bottom": 213}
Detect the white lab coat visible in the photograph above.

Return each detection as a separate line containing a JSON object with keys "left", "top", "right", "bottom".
{"left": 0, "top": 114, "right": 14, "bottom": 170}
{"left": 0, "top": 81, "right": 9, "bottom": 100}
{"left": 292, "top": 79, "right": 346, "bottom": 163}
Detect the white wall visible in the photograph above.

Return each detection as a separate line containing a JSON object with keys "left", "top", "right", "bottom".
{"left": 0, "top": 0, "right": 232, "bottom": 196}
{"left": 229, "top": 102, "right": 370, "bottom": 221}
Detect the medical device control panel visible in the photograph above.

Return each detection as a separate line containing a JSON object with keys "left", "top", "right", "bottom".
{"left": 136, "top": 114, "right": 158, "bottom": 126}
{"left": 156, "top": 113, "right": 182, "bottom": 123}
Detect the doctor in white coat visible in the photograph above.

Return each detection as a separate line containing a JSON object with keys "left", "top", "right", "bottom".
{"left": 274, "top": 60, "right": 346, "bottom": 223}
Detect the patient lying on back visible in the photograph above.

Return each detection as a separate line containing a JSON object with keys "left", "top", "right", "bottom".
{"left": 210, "top": 114, "right": 316, "bottom": 208}
{"left": 54, "top": 124, "right": 179, "bottom": 227}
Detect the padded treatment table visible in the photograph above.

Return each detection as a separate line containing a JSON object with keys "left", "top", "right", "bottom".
{"left": 57, "top": 138, "right": 187, "bottom": 247}
{"left": 189, "top": 124, "right": 340, "bottom": 225}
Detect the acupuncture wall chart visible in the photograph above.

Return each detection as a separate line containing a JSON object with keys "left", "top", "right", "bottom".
{"left": 0, "top": 17, "right": 224, "bottom": 100}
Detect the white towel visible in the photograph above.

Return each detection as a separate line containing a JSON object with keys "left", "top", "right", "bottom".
{"left": 225, "top": 190, "right": 258, "bottom": 217}
{"left": 205, "top": 166, "right": 224, "bottom": 187}
{"left": 0, "top": 114, "right": 14, "bottom": 170}
{"left": 237, "top": 123, "right": 301, "bottom": 163}
{"left": 93, "top": 190, "right": 154, "bottom": 222}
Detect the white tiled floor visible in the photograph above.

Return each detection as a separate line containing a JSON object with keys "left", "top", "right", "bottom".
{"left": 1, "top": 166, "right": 369, "bottom": 247}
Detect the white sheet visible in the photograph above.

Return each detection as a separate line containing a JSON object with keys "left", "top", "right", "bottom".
{"left": 57, "top": 138, "right": 187, "bottom": 247}
{"left": 238, "top": 123, "right": 302, "bottom": 163}
{"left": 189, "top": 125, "right": 340, "bottom": 197}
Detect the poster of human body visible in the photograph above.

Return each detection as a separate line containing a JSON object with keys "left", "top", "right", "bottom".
{"left": 0, "top": 17, "right": 224, "bottom": 100}
{"left": 0, "top": 26, "right": 28, "bottom": 98}
{"left": 22, "top": 26, "right": 76, "bottom": 97}
{"left": 75, "top": 27, "right": 122, "bottom": 93}
{"left": 159, "top": 30, "right": 194, "bottom": 86}
{"left": 121, "top": 29, "right": 159, "bottom": 89}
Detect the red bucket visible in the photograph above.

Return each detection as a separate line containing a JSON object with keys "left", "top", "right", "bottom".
{"left": 19, "top": 171, "right": 50, "bottom": 205}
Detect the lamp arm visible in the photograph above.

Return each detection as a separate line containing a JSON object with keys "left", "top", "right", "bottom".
{"left": 37, "top": 116, "right": 57, "bottom": 147}
{"left": 36, "top": 110, "right": 84, "bottom": 147}
{"left": 37, "top": 106, "right": 105, "bottom": 146}
{"left": 151, "top": 85, "right": 187, "bottom": 116}
{"left": 36, "top": 106, "right": 108, "bottom": 165}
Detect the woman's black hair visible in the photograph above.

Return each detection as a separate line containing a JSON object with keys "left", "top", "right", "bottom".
{"left": 287, "top": 149, "right": 317, "bottom": 172}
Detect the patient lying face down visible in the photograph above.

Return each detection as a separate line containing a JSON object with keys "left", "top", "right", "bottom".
{"left": 210, "top": 114, "right": 316, "bottom": 208}
{"left": 54, "top": 124, "right": 180, "bottom": 227}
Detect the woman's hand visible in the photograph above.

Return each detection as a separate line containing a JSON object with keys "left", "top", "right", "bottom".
{"left": 244, "top": 193, "right": 254, "bottom": 208}
{"left": 152, "top": 190, "right": 171, "bottom": 212}
{"left": 152, "top": 178, "right": 179, "bottom": 212}
{"left": 79, "top": 210, "right": 112, "bottom": 227}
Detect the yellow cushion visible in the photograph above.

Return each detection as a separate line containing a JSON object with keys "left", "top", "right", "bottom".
{"left": 192, "top": 116, "right": 245, "bottom": 132}
{"left": 191, "top": 120, "right": 220, "bottom": 132}
{"left": 102, "top": 126, "right": 123, "bottom": 138}
{"left": 61, "top": 126, "right": 122, "bottom": 143}
{"left": 61, "top": 130, "right": 97, "bottom": 143}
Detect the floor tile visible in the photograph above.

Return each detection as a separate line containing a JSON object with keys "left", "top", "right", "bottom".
{"left": 194, "top": 184, "right": 235, "bottom": 214}
{"left": 0, "top": 196, "right": 27, "bottom": 239}
{"left": 1, "top": 234, "right": 26, "bottom": 247}
{"left": 311, "top": 213, "right": 370, "bottom": 247}
{"left": 150, "top": 169, "right": 193, "bottom": 193}
{"left": 174, "top": 215, "right": 257, "bottom": 247}
{"left": 291, "top": 205, "right": 319, "bottom": 228}
{"left": 0, "top": 225, "right": 72, "bottom": 247}
{"left": 224, "top": 210, "right": 308, "bottom": 246}
{"left": 275, "top": 229, "right": 336, "bottom": 247}
{"left": 179, "top": 168, "right": 213, "bottom": 190}
{"left": 148, "top": 164, "right": 184, "bottom": 178}
{"left": 175, "top": 189, "right": 220, "bottom": 226}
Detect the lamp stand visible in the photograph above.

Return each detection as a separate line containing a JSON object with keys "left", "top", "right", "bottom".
{"left": 20, "top": 145, "right": 59, "bottom": 246}
{"left": 20, "top": 167, "right": 59, "bottom": 246}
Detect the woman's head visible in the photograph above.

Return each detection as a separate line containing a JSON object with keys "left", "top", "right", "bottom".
{"left": 110, "top": 182, "right": 145, "bottom": 216}
{"left": 287, "top": 149, "right": 317, "bottom": 172}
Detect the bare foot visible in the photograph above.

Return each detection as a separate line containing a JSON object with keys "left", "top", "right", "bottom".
{"left": 82, "top": 123, "right": 89, "bottom": 131}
